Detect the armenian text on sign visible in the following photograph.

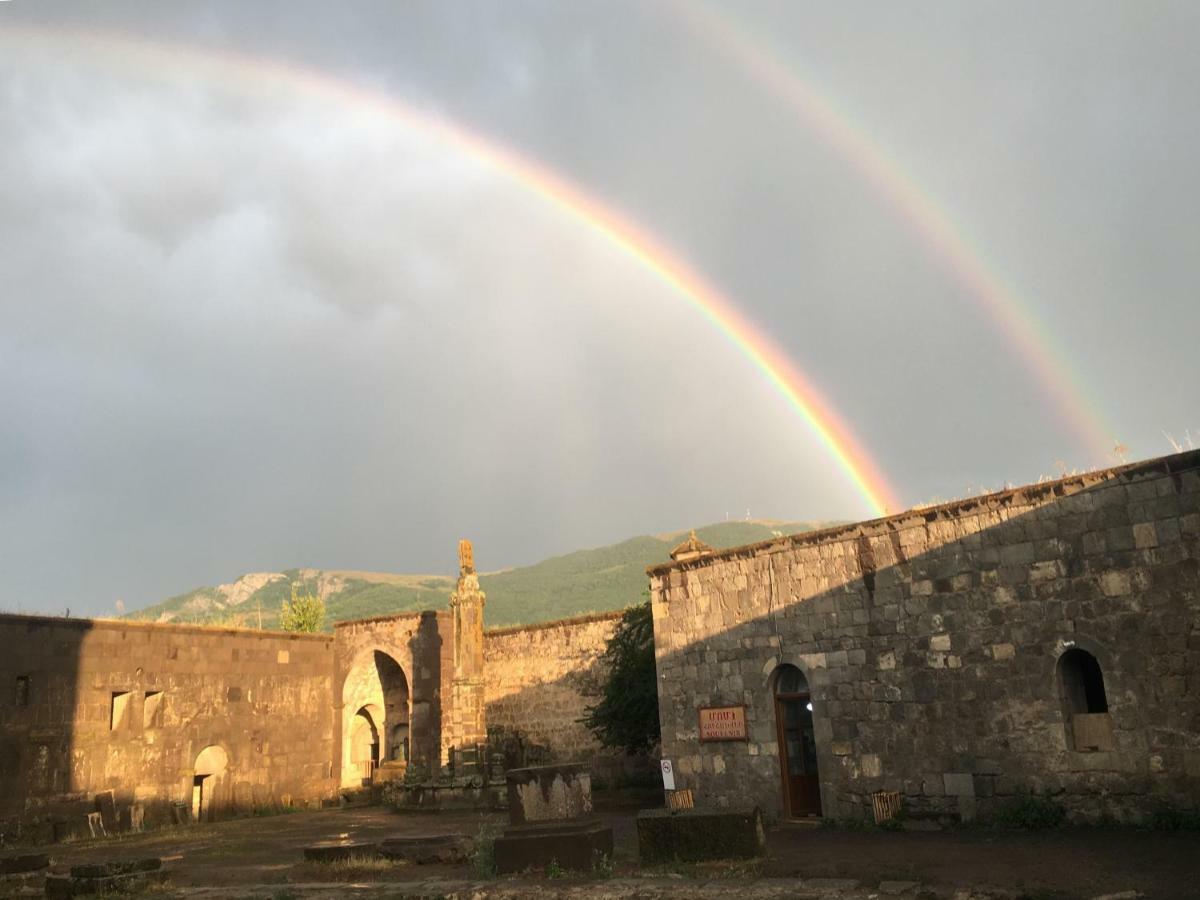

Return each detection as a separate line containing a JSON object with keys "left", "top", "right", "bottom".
{"left": 698, "top": 705, "right": 748, "bottom": 742}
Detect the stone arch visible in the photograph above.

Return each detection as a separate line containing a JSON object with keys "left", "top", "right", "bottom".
{"left": 340, "top": 649, "right": 410, "bottom": 787}
{"left": 191, "top": 744, "right": 228, "bottom": 822}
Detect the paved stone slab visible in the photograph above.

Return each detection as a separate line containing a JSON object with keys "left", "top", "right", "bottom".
{"left": 0, "top": 855, "right": 47, "bottom": 876}
{"left": 802, "top": 878, "right": 860, "bottom": 891}
{"left": 44, "top": 868, "right": 168, "bottom": 898}
{"left": 379, "top": 833, "right": 473, "bottom": 864}
{"left": 302, "top": 840, "right": 380, "bottom": 863}
{"left": 69, "top": 857, "right": 162, "bottom": 879}
{"left": 878, "top": 881, "right": 921, "bottom": 895}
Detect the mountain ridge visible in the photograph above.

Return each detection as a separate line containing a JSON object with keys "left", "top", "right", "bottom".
{"left": 126, "top": 519, "right": 837, "bottom": 630}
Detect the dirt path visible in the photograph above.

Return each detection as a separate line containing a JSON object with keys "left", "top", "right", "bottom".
{"left": 13, "top": 806, "right": 1200, "bottom": 899}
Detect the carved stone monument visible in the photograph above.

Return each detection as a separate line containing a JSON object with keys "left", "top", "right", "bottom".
{"left": 448, "top": 539, "right": 487, "bottom": 773}
{"left": 493, "top": 763, "right": 613, "bottom": 874}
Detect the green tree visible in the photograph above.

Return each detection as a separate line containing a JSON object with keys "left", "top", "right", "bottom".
{"left": 279, "top": 581, "right": 325, "bottom": 633}
{"left": 582, "top": 599, "right": 660, "bottom": 754}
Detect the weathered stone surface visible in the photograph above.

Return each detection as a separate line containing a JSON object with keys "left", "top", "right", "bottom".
{"left": 493, "top": 818, "right": 614, "bottom": 874}
{"left": 44, "top": 868, "right": 168, "bottom": 898}
{"left": 379, "top": 833, "right": 473, "bottom": 864}
{"left": 302, "top": 840, "right": 380, "bottom": 863}
{"left": 647, "top": 449, "right": 1200, "bottom": 824}
{"left": 506, "top": 763, "right": 593, "bottom": 825}
{"left": 878, "top": 881, "right": 921, "bottom": 895}
{"left": 69, "top": 858, "right": 161, "bottom": 879}
{"left": 636, "top": 807, "right": 767, "bottom": 864}
{"left": 0, "top": 855, "right": 47, "bottom": 876}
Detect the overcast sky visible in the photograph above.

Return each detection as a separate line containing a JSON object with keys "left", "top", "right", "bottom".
{"left": 2, "top": 1, "right": 1197, "bottom": 616}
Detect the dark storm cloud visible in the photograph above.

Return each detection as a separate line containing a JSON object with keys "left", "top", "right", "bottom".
{"left": 1, "top": 1, "right": 1197, "bottom": 615}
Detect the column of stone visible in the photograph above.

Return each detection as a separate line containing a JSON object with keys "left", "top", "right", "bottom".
{"left": 448, "top": 539, "right": 487, "bottom": 774}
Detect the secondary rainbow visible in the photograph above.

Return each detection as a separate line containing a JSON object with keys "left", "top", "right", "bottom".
{"left": 0, "top": 21, "right": 902, "bottom": 516}
{"left": 671, "top": 1, "right": 1114, "bottom": 459}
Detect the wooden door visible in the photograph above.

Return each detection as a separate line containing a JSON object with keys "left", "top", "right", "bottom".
{"left": 776, "top": 693, "right": 822, "bottom": 817}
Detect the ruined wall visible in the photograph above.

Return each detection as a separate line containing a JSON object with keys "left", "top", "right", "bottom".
{"left": 0, "top": 616, "right": 336, "bottom": 841}
{"left": 483, "top": 611, "right": 621, "bottom": 764}
{"left": 333, "top": 611, "right": 452, "bottom": 773}
{"left": 650, "top": 451, "right": 1200, "bottom": 824}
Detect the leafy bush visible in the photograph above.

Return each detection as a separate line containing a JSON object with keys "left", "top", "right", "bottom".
{"left": 992, "top": 792, "right": 1066, "bottom": 829}
{"left": 470, "top": 818, "right": 500, "bottom": 878}
{"left": 279, "top": 582, "right": 325, "bottom": 633}
{"left": 581, "top": 600, "right": 660, "bottom": 754}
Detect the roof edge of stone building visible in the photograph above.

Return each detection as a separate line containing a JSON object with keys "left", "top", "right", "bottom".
{"left": 647, "top": 447, "right": 1200, "bottom": 578}
{"left": 0, "top": 611, "right": 334, "bottom": 641}
{"left": 333, "top": 609, "right": 448, "bottom": 629}
{"left": 485, "top": 608, "right": 626, "bottom": 638}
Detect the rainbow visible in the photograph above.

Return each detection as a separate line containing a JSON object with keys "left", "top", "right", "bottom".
{"left": 670, "top": 1, "right": 1114, "bottom": 459}
{"left": 0, "top": 21, "right": 902, "bottom": 515}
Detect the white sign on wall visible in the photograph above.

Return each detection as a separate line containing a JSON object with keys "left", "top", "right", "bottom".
{"left": 660, "top": 758, "right": 676, "bottom": 791}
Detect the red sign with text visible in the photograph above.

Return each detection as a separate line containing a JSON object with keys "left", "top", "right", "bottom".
{"left": 698, "top": 705, "right": 748, "bottom": 742}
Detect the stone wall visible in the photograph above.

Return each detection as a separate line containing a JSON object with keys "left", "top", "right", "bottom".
{"left": 0, "top": 616, "right": 336, "bottom": 841}
{"left": 483, "top": 612, "right": 622, "bottom": 764}
{"left": 649, "top": 450, "right": 1200, "bottom": 824}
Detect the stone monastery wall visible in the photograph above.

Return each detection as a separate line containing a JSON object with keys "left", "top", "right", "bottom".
{"left": 0, "top": 616, "right": 336, "bottom": 842}
{"left": 650, "top": 450, "right": 1200, "bottom": 824}
{"left": 483, "top": 611, "right": 621, "bottom": 764}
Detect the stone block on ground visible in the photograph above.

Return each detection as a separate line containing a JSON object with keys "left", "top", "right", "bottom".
{"left": 0, "top": 855, "right": 47, "bottom": 876}
{"left": 69, "top": 858, "right": 161, "bottom": 879}
{"left": 302, "top": 840, "right": 380, "bottom": 863}
{"left": 93, "top": 792, "right": 117, "bottom": 834}
{"left": 117, "top": 803, "right": 143, "bottom": 834}
{"left": 379, "top": 833, "right": 473, "bottom": 865}
{"left": 45, "top": 868, "right": 169, "bottom": 900}
{"left": 636, "top": 807, "right": 766, "bottom": 864}
{"left": 493, "top": 818, "right": 613, "bottom": 874}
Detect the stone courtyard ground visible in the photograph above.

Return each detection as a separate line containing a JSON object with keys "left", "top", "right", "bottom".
{"left": 7, "top": 804, "right": 1199, "bottom": 899}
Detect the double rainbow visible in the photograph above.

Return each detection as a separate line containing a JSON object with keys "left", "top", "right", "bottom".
{"left": 0, "top": 21, "right": 902, "bottom": 516}
{"left": 671, "top": 1, "right": 1114, "bottom": 459}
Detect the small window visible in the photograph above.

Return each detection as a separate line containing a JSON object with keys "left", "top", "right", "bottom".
{"left": 143, "top": 691, "right": 163, "bottom": 729}
{"left": 1058, "top": 648, "right": 1112, "bottom": 751}
{"left": 15, "top": 675, "right": 30, "bottom": 707}
{"left": 111, "top": 691, "right": 131, "bottom": 731}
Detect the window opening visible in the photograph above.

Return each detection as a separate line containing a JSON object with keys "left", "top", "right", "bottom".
{"left": 143, "top": 691, "right": 163, "bottom": 729}
{"left": 110, "top": 691, "right": 131, "bottom": 731}
{"left": 1058, "top": 648, "right": 1112, "bottom": 752}
{"left": 15, "top": 675, "right": 30, "bottom": 707}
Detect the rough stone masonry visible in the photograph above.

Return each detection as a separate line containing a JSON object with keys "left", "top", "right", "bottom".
{"left": 0, "top": 539, "right": 622, "bottom": 842}
{"left": 649, "top": 450, "right": 1200, "bottom": 824}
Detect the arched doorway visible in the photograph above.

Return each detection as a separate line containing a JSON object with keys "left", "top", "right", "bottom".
{"left": 341, "top": 650, "right": 410, "bottom": 787}
{"left": 773, "top": 665, "right": 821, "bottom": 817}
{"left": 349, "top": 706, "right": 381, "bottom": 786}
{"left": 192, "top": 745, "right": 228, "bottom": 823}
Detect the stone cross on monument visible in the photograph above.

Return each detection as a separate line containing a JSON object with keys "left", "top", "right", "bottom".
{"left": 448, "top": 538, "right": 486, "bottom": 772}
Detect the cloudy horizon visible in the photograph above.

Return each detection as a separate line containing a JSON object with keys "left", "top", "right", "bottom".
{"left": 2, "top": 1, "right": 1197, "bottom": 616}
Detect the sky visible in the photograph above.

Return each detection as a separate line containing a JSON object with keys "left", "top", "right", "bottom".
{"left": 2, "top": 1, "right": 1198, "bottom": 616}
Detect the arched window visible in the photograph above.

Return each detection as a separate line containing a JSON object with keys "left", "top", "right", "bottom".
{"left": 775, "top": 664, "right": 809, "bottom": 697}
{"left": 1058, "top": 648, "right": 1112, "bottom": 752}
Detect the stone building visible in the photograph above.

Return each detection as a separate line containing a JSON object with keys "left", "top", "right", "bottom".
{"left": 0, "top": 542, "right": 622, "bottom": 842}
{"left": 649, "top": 450, "right": 1200, "bottom": 824}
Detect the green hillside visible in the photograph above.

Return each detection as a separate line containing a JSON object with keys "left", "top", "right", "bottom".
{"left": 127, "top": 520, "right": 831, "bottom": 630}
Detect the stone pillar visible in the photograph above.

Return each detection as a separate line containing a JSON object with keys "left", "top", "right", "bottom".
{"left": 448, "top": 539, "right": 487, "bottom": 771}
